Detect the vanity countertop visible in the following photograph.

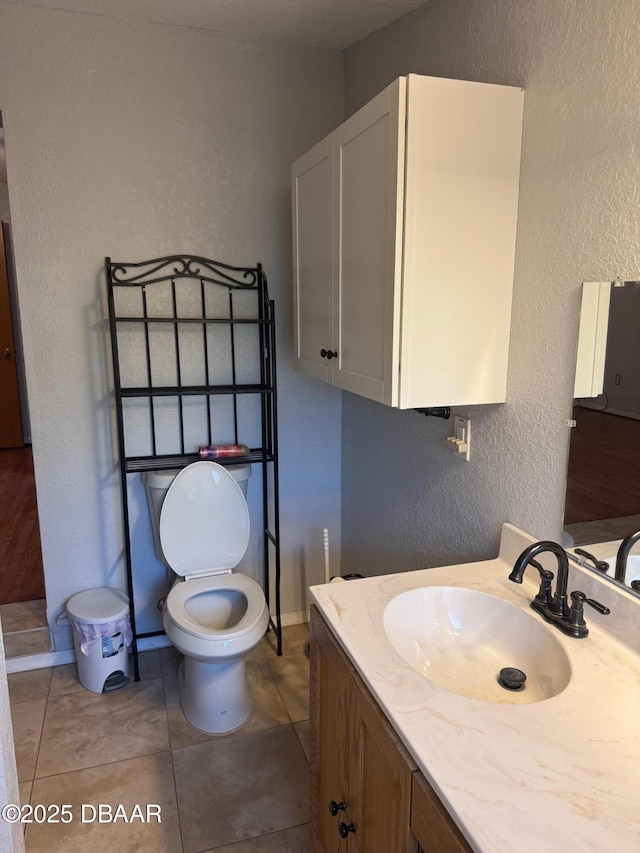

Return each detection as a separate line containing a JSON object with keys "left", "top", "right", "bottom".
{"left": 309, "top": 524, "right": 640, "bottom": 853}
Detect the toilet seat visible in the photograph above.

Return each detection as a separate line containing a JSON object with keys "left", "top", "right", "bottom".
{"left": 159, "top": 461, "right": 250, "bottom": 578}
{"left": 159, "top": 461, "right": 267, "bottom": 654}
{"left": 165, "top": 573, "right": 267, "bottom": 641}
{"left": 156, "top": 462, "right": 268, "bottom": 733}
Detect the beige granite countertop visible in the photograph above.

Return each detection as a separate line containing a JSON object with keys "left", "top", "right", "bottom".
{"left": 309, "top": 524, "right": 640, "bottom": 853}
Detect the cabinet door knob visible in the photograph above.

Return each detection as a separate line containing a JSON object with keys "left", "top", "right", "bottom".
{"left": 338, "top": 822, "right": 356, "bottom": 838}
{"left": 320, "top": 349, "right": 338, "bottom": 360}
{"left": 329, "top": 800, "right": 346, "bottom": 816}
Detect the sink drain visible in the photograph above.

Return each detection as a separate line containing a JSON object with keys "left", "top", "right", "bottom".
{"left": 498, "top": 667, "right": 527, "bottom": 691}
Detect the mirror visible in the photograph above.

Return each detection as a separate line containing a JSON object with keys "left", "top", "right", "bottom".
{"left": 564, "top": 280, "right": 640, "bottom": 594}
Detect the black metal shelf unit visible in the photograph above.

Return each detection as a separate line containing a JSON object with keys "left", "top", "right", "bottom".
{"left": 106, "top": 255, "right": 282, "bottom": 681}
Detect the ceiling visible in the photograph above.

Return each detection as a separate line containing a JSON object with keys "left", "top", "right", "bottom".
{"left": 17, "top": 0, "right": 429, "bottom": 50}
{"left": 0, "top": 1, "right": 429, "bottom": 183}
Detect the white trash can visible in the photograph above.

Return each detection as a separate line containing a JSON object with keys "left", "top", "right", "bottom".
{"left": 66, "top": 588, "right": 132, "bottom": 694}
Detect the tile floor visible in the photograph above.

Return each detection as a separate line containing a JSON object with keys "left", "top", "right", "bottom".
{"left": 1, "top": 600, "right": 51, "bottom": 658}
{"left": 8, "top": 623, "right": 311, "bottom": 852}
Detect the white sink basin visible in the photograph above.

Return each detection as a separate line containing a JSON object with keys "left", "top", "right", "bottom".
{"left": 383, "top": 586, "right": 572, "bottom": 704}
{"left": 605, "top": 554, "right": 640, "bottom": 586}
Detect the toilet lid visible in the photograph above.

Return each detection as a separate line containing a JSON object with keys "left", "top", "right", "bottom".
{"left": 159, "top": 461, "right": 250, "bottom": 577}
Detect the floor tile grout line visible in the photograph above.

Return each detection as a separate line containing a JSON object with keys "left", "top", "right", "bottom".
{"left": 168, "top": 720, "right": 297, "bottom": 760}
{"left": 168, "top": 731, "right": 187, "bottom": 853}
{"left": 28, "top": 691, "right": 50, "bottom": 791}
{"left": 197, "top": 820, "right": 310, "bottom": 852}
{"left": 163, "top": 663, "right": 296, "bottom": 750}
{"left": 265, "top": 651, "right": 310, "bottom": 726}
{"left": 31, "top": 745, "right": 175, "bottom": 784}
{"left": 293, "top": 720, "right": 310, "bottom": 763}
{"left": 273, "top": 677, "right": 296, "bottom": 725}
{"left": 17, "top": 625, "right": 311, "bottom": 844}
{"left": 6, "top": 665, "right": 54, "bottom": 706}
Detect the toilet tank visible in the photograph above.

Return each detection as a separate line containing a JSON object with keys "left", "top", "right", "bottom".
{"left": 142, "top": 463, "right": 251, "bottom": 565}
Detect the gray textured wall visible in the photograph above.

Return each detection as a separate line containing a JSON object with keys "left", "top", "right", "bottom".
{"left": 0, "top": 2, "right": 344, "bottom": 645}
{"left": 340, "top": 0, "right": 640, "bottom": 575}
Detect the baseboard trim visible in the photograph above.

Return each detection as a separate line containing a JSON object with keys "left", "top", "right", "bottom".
{"left": 136, "top": 635, "right": 172, "bottom": 651}
{"left": 5, "top": 611, "right": 310, "bottom": 672}
{"left": 279, "top": 609, "right": 309, "bottom": 626}
{"left": 579, "top": 403, "right": 640, "bottom": 421}
{"left": 5, "top": 648, "right": 75, "bottom": 673}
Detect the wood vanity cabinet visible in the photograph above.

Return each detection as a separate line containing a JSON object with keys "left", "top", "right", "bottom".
{"left": 310, "top": 606, "right": 472, "bottom": 853}
{"left": 310, "top": 605, "right": 416, "bottom": 852}
{"left": 411, "top": 772, "right": 472, "bottom": 853}
{"left": 292, "top": 74, "right": 524, "bottom": 409}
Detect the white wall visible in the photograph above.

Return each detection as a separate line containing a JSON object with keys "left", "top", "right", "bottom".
{"left": 0, "top": 620, "right": 23, "bottom": 853}
{"left": 0, "top": 2, "right": 344, "bottom": 647}
{"left": 340, "top": 0, "right": 640, "bottom": 574}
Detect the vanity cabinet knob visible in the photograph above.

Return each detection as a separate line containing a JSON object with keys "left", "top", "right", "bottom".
{"left": 329, "top": 800, "right": 346, "bottom": 816}
{"left": 338, "top": 821, "right": 356, "bottom": 838}
{"left": 320, "top": 348, "right": 338, "bottom": 360}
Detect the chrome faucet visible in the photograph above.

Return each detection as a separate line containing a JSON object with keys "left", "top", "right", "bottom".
{"left": 614, "top": 528, "right": 640, "bottom": 584}
{"left": 509, "top": 541, "right": 609, "bottom": 638}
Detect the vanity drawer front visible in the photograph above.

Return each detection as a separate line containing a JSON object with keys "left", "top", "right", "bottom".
{"left": 411, "top": 771, "right": 471, "bottom": 853}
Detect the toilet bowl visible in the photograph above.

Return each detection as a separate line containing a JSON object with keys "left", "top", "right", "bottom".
{"left": 145, "top": 460, "right": 268, "bottom": 734}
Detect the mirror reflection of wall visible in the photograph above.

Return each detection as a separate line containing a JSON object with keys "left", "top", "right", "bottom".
{"left": 564, "top": 281, "right": 640, "bottom": 546}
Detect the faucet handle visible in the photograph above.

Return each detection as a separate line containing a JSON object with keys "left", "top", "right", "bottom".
{"left": 530, "top": 560, "right": 554, "bottom": 606}
{"left": 574, "top": 549, "right": 609, "bottom": 572}
{"left": 568, "top": 591, "right": 611, "bottom": 629}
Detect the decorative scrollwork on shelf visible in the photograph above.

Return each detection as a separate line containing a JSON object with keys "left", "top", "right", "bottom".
{"left": 107, "top": 255, "right": 259, "bottom": 289}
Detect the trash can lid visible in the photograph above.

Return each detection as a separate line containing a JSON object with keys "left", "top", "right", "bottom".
{"left": 66, "top": 588, "right": 129, "bottom": 623}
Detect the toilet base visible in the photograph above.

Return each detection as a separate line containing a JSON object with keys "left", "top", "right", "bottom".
{"left": 179, "top": 656, "right": 252, "bottom": 734}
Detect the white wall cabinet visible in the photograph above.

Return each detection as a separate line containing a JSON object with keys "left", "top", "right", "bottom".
{"left": 573, "top": 281, "right": 611, "bottom": 398}
{"left": 292, "top": 74, "right": 524, "bottom": 408}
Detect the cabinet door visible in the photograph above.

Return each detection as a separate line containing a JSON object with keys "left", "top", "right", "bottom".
{"left": 333, "top": 78, "right": 406, "bottom": 406}
{"left": 310, "top": 607, "right": 354, "bottom": 853}
{"left": 410, "top": 771, "right": 471, "bottom": 853}
{"left": 399, "top": 74, "right": 523, "bottom": 408}
{"left": 349, "top": 677, "right": 418, "bottom": 853}
{"left": 292, "top": 137, "right": 334, "bottom": 384}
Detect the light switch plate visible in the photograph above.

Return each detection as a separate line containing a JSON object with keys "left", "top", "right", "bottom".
{"left": 452, "top": 415, "right": 471, "bottom": 461}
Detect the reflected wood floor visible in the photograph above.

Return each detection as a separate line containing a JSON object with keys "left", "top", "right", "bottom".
{"left": 565, "top": 407, "right": 640, "bottom": 524}
{"left": 0, "top": 446, "right": 45, "bottom": 603}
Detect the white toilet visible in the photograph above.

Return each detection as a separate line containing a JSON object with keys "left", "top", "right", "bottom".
{"left": 143, "top": 461, "right": 269, "bottom": 734}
